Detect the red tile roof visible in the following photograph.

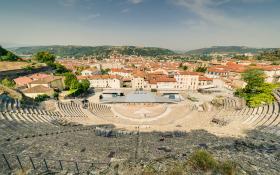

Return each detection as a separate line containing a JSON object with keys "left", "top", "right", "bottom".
{"left": 199, "top": 76, "right": 213, "bottom": 81}
{"left": 14, "top": 77, "right": 33, "bottom": 86}
{"left": 207, "top": 67, "right": 228, "bottom": 73}
{"left": 111, "top": 68, "right": 131, "bottom": 73}
{"left": 29, "top": 73, "right": 50, "bottom": 80}
{"left": 77, "top": 75, "right": 122, "bottom": 80}
{"left": 178, "top": 71, "right": 202, "bottom": 76}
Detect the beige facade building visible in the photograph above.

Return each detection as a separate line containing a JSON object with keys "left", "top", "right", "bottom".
{"left": 23, "top": 85, "right": 54, "bottom": 98}
{"left": 174, "top": 71, "right": 199, "bottom": 90}
{"left": 132, "top": 77, "right": 147, "bottom": 89}
{"left": 109, "top": 68, "right": 132, "bottom": 79}
{"left": 79, "top": 75, "right": 122, "bottom": 89}
{"left": 29, "top": 76, "right": 64, "bottom": 91}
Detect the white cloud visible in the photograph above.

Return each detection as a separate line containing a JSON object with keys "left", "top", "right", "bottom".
{"left": 171, "top": 0, "right": 280, "bottom": 49}
{"left": 173, "top": 0, "right": 233, "bottom": 26}
{"left": 128, "top": 0, "right": 143, "bottom": 4}
{"left": 80, "top": 13, "right": 100, "bottom": 21}
{"left": 172, "top": 0, "right": 271, "bottom": 28}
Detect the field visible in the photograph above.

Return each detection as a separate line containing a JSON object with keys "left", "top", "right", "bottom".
{"left": 0, "top": 61, "right": 30, "bottom": 71}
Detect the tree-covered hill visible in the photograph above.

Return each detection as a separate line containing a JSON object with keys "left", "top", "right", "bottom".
{"left": 0, "top": 46, "right": 19, "bottom": 61}
{"left": 256, "top": 49, "right": 280, "bottom": 61}
{"left": 186, "top": 46, "right": 277, "bottom": 55}
{"left": 10, "top": 45, "right": 175, "bottom": 58}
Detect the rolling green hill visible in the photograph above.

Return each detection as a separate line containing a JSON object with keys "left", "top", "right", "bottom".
{"left": 186, "top": 46, "right": 277, "bottom": 55}
{"left": 11, "top": 45, "right": 175, "bottom": 57}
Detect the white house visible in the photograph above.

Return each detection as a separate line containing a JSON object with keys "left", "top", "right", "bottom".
{"left": 78, "top": 75, "right": 122, "bottom": 89}
{"left": 206, "top": 67, "right": 229, "bottom": 78}
{"left": 148, "top": 77, "right": 177, "bottom": 90}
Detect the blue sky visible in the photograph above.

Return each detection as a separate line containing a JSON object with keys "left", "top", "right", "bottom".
{"left": 0, "top": 0, "right": 280, "bottom": 50}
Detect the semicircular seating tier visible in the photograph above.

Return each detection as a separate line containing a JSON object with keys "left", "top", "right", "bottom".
{"left": 214, "top": 99, "right": 280, "bottom": 135}
{"left": 221, "top": 97, "right": 246, "bottom": 110}
{"left": 56, "top": 101, "right": 87, "bottom": 118}
{"left": 87, "top": 103, "right": 114, "bottom": 118}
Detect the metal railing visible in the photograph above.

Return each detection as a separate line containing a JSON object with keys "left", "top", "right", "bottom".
{"left": 1, "top": 153, "right": 109, "bottom": 174}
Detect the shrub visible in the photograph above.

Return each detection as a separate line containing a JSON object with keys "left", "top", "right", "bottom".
{"left": 165, "top": 163, "right": 184, "bottom": 175}
{"left": 53, "top": 92, "right": 59, "bottom": 100}
{"left": 151, "top": 89, "right": 157, "bottom": 92}
{"left": 195, "top": 66, "right": 207, "bottom": 73}
{"left": 189, "top": 149, "right": 217, "bottom": 171}
{"left": 218, "top": 160, "right": 237, "bottom": 175}
{"left": 142, "top": 164, "right": 157, "bottom": 175}
{"left": 49, "top": 62, "right": 70, "bottom": 75}
{"left": 0, "top": 78, "right": 16, "bottom": 88}
{"left": 33, "top": 51, "right": 55, "bottom": 64}
{"left": 35, "top": 94, "right": 50, "bottom": 102}
{"left": 22, "top": 65, "right": 34, "bottom": 71}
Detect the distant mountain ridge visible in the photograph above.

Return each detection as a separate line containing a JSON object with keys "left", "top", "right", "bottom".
{"left": 186, "top": 46, "right": 278, "bottom": 55}
{"left": 10, "top": 45, "right": 175, "bottom": 57}
{"left": 9, "top": 45, "right": 280, "bottom": 58}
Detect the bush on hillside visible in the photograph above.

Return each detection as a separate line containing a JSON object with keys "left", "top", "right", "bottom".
{"left": 0, "top": 78, "right": 16, "bottom": 88}
{"left": 189, "top": 149, "right": 217, "bottom": 171}
{"left": 33, "top": 51, "right": 55, "bottom": 64}
{"left": 0, "top": 46, "right": 19, "bottom": 61}
{"left": 35, "top": 94, "right": 50, "bottom": 102}
{"left": 218, "top": 160, "right": 237, "bottom": 175}
{"left": 188, "top": 149, "right": 238, "bottom": 174}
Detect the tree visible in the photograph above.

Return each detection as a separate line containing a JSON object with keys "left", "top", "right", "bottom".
{"left": 0, "top": 46, "right": 19, "bottom": 61}
{"left": 195, "top": 67, "right": 207, "bottom": 73}
{"left": 80, "top": 79, "right": 90, "bottom": 92}
{"left": 242, "top": 69, "right": 265, "bottom": 92}
{"left": 64, "top": 73, "right": 78, "bottom": 89}
{"left": 33, "top": 51, "right": 55, "bottom": 64}
{"left": 53, "top": 92, "right": 59, "bottom": 100}
{"left": 1, "top": 78, "right": 16, "bottom": 88}
{"left": 257, "top": 49, "right": 280, "bottom": 61}
{"left": 35, "top": 94, "right": 50, "bottom": 102}
{"left": 179, "top": 63, "right": 188, "bottom": 70}
{"left": 75, "top": 66, "right": 89, "bottom": 75}
{"left": 235, "top": 68, "right": 278, "bottom": 107}
{"left": 49, "top": 63, "right": 69, "bottom": 75}
{"left": 182, "top": 65, "right": 188, "bottom": 70}
{"left": 232, "top": 54, "right": 249, "bottom": 60}
{"left": 70, "top": 79, "right": 81, "bottom": 90}
{"left": 64, "top": 73, "right": 90, "bottom": 97}
{"left": 22, "top": 65, "right": 34, "bottom": 72}
{"left": 101, "top": 68, "right": 110, "bottom": 75}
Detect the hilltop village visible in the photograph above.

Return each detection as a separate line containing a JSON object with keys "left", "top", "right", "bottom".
{"left": 10, "top": 52, "right": 280, "bottom": 99}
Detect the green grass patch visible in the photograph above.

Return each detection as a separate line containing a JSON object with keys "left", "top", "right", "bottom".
{"left": 188, "top": 149, "right": 238, "bottom": 175}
